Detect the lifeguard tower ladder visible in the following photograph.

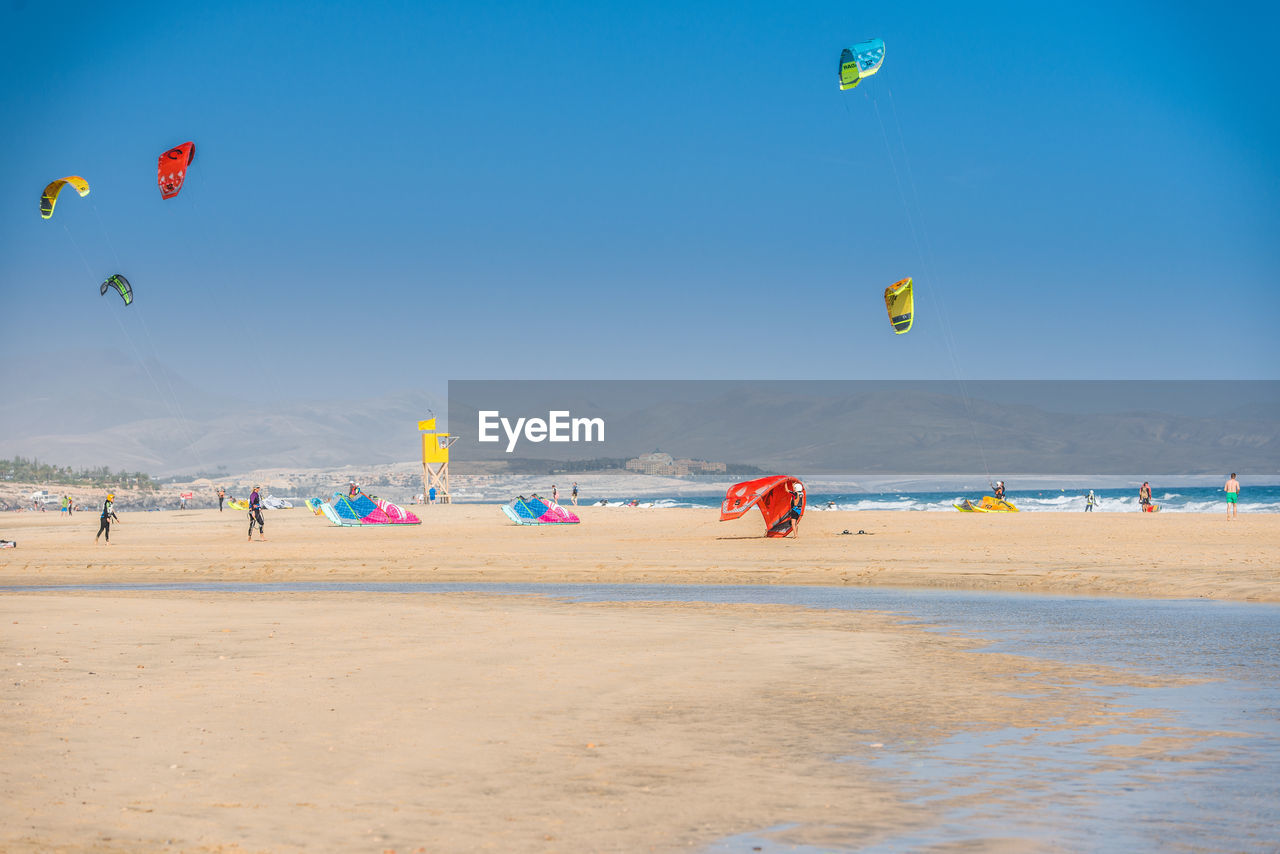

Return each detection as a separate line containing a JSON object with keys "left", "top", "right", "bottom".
{"left": 419, "top": 418, "right": 458, "bottom": 504}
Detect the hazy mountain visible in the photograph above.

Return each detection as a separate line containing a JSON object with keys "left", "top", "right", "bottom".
{"left": 0, "top": 351, "right": 442, "bottom": 476}
{"left": 5, "top": 362, "right": 1275, "bottom": 477}
{"left": 449, "top": 384, "right": 1280, "bottom": 476}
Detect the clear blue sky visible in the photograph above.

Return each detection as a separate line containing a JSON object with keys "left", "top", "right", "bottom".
{"left": 2, "top": 0, "right": 1277, "bottom": 404}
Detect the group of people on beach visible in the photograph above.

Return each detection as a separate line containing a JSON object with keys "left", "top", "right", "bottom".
{"left": 73, "top": 471, "right": 1248, "bottom": 547}
{"left": 547, "top": 483, "right": 579, "bottom": 506}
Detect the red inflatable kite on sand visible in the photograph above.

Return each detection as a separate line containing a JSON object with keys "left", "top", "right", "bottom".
{"left": 720, "top": 476, "right": 806, "bottom": 538}
{"left": 157, "top": 142, "right": 195, "bottom": 199}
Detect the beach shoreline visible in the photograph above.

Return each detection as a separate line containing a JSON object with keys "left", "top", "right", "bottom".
{"left": 0, "top": 590, "right": 1208, "bottom": 854}
{"left": 2, "top": 505, "right": 1276, "bottom": 602}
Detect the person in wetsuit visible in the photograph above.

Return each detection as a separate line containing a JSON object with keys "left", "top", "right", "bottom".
{"left": 248, "top": 485, "right": 266, "bottom": 541}
{"left": 95, "top": 493, "right": 120, "bottom": 543}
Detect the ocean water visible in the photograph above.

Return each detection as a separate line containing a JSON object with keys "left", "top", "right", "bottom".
{"left": 596, "top": 484, "right": 1280, "bottom": 514}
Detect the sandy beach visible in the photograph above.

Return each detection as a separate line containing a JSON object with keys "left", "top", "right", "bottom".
{"left": 2, "top": 507, "right": 1277, "bottom": 852}
{"left": 2, "top": 590, "right": 1210, "bottom": 854}
{"left": 1, "top": 505, "right": 1277, "bottom": 601}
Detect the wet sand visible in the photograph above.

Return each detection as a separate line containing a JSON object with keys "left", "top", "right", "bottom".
{"left": 2, "top": 591, "right": 1189, "bottom": 854}
{"left": 1, "top": 505, "right": 1276, "bottom": 601}
{"left": 1, "top": 507, "right": 1275, "bottom": 851}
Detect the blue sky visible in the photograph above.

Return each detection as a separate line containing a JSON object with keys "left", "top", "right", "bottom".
{"left": 2, "top": 0, "right": 1277, "bottom": 405}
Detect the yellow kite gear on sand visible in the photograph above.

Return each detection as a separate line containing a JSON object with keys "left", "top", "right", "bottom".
{"left": 953, "top": 496, "right": 1019, "bottom": 512}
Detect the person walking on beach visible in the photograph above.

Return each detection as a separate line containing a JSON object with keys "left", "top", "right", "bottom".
{"left": 428, "top": 486, "right": 436, "bottom": 504}
{"left": 1138, "top": 482, "right": 1152, "bottom": 509}
{"left": 1085, "top": 490, "right": 1097, "bottom": 512}
{"left": 571, "top": 482, "right": 578, "bottom": 506}
{"left": 1225, "top": 473, "right": 1240, "bottom": 520}
{"left": 217, "top": 487, "right": 226, "bottom": 512}
{"left": 95, "top": 493, "right": 120, "bottom": 544}
{"left": 248, "top": 485, "right": 266, "bottom": 541}
{"left": 60, "top": 495, "right": 71, "bottom": 516}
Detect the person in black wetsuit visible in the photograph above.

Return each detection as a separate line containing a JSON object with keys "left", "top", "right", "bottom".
{"left": 248, "top": 485, "right": 266, "bottom": 541}
{"left": 95, "top": 493, "right": 120, "bottom": 543}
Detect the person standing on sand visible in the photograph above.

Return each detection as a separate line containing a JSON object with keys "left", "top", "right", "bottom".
{"left": 1139, "top": 482, "right": 1152, "bottom": 508}
{"left": 787, "top": 485, "right": 805, "bottom": 537}
{"left": 1225, "top": 473, "right": 1240, "bottom": 520}
{"left": 552, "top": 484, "right": 559, "bottom": 504}
{"left": 95, "top": 493, "right": 120, "bottom": 544}
{"left": 1085, "top": 490, "right": 1097, "bottom": 512}
{"left": 217, "top": 487, "right": 226, "bottom": 512}
{"left": 571, "top": 482, "right": 578, "bottom": 506}
{"left": 248, "top": 485, "right": 266, "bottom": 542}
{"left": 428, "top": 486, "right": 436, "bottom": 504}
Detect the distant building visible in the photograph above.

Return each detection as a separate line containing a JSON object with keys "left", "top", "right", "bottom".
{"left": 625, "top": 452, "right": 727, "bottom": 477}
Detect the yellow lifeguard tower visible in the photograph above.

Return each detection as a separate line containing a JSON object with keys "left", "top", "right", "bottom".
{"left": 418, "top": 417, "right": 457, "bottom": 504}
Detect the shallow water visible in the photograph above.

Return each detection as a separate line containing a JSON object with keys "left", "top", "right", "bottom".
{"left": 5, "top": 582, "right": 1278, "bottom": 851}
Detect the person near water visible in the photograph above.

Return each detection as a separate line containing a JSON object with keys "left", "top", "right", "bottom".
{"left": 1085, "top": 490, "right": 1097, "bottom": 512}
{"left": 993, "top": 480, "right": 1006, "bottom": 501}
{"left": 1224, "top": 473, "right": 1240, "bottom": 520}
{"left": 217, "top": 487, "right": 226, "bottom": 512}
{"left": 571, "top": 482, "right": 579, "bottom": 506}
{"left": 248, "top": 485, "right": 266, "bottom": 541}
{"left": 552, "top": 485, "right": 559, "bottom": 504}
{"left": 1138, "top": 482, "right": 1152, "bottom": 508}
{"left": 95, "top": 493, "right": 120, "bottom": 543}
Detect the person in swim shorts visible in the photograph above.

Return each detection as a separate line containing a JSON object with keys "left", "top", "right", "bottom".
{"left": 1224, "top": 473, "right": 1240, "bottom": 520}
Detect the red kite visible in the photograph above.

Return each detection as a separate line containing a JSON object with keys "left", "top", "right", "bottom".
{"left": 720, "top": 475, "right": 806, "bottom": 538}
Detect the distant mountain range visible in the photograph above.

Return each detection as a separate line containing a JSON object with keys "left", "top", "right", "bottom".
{"left": 3, "top": 362, "right": 1276, "bottom": 477}
{"left": 0, "top": 351, "right": 442, "bottom": 476}
{"left": 449, "top": 381, "right": 1280, "bottom": 476}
